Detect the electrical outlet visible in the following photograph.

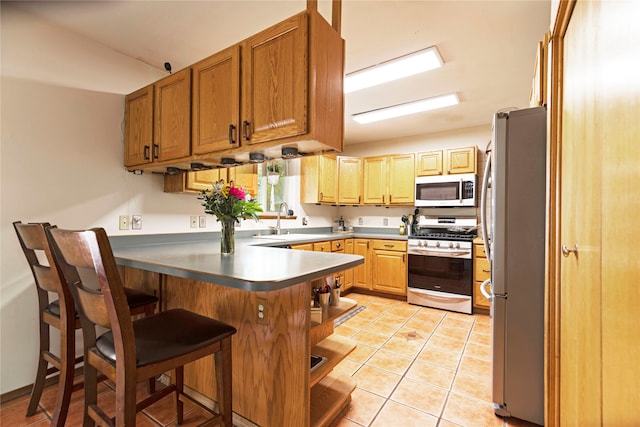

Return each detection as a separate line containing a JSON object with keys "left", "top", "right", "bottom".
{"left": 198, "top": 216, "right": 206, "bottom": 228}
{"left": 358, "top": 217, "right": 364, "bottom": 225}
{"left": 383, "top": 218, "right": 388, "bottom": 226}
{"left": 119, "top": 215, "right": 129, "bottom": 230}
{"left": 190, "top": 216, "right": 198, "bottom": 228}
{"left": 256, "top": 297, "right": 268, "bottom": 324}
{"left": 131, "top": 215, "right": 142, "bottom": 230}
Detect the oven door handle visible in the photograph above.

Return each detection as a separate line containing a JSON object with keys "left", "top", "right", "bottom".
{"left": 408, "top": 288, "right": 471, "bottom": 302}
{"left": 480, "top": 278, "right": 493, "bottom": 301}
{"left": 408, "top": 249, "right": 471, "bottom": 258}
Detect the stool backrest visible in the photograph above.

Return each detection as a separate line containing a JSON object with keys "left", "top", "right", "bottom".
{"left": 47, "top": 227, "right": 135, "bottom": 363}
{"left": 13, "top": 221, "right": 74, "bottom": 318}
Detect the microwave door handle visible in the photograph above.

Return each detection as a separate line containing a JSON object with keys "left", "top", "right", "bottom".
{"left": 481, "top": 151, "right": 492, "bottom": 262}
{"left": 459, "top": 178, "right": 463, "bottom": 204}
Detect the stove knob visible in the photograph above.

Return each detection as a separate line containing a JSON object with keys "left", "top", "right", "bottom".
{"left": 419, "top": 240, "right": 426, "bottom": 248}
{"left": 448, "top": 242, "right": 454, "bottom": 248}
{"left": 455, "top": 242, "right": 461, "bottom": 249}
{"left": 435, "top": 242, "right": 440, "bottom": 248}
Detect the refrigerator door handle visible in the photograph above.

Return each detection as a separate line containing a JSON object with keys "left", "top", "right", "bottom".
{"left": 480, "top": 278, "right": 493, "bottom": 301}
{"left": 480, "top": 150, "right": 492, "bottom": 262}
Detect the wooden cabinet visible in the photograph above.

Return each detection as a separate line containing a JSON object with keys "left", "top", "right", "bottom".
{"left": 291, "top": 242, "right": 314, "bottom": 251}
{"left": 154, "top": 68, "right": 192, "bottom": 162}
{"left": 352, "top": 239, "right": 371, "bottom": 290}
{"left": 343, "top": 239, "right": 354, "bottom": 291}
{"left": 163, "top": 164, "right": 257, "bottom": 194}
{"left": 337, "top": 157, "right": 362, "bottom": 205}
{"left": 191, "top": 46, "right": 241, "bottom": 154}
{"left": 301, "top": 154, "right": 337, "bottom": 204}
{"left": 313, "top": 241, "right": 331, "bottom": 253}
{"left": 371, "top": 240, "right": 408, "bottom": 296}
{"left": 363, "top": 154, "right": 415, "bottom": 206}
{"left": 125, "top": 10, "right": 344, "bottom": 173}
{"left": 446, "top": 146, "right": 476, "bottom": 174}
{"left": 124, "top": 85, "right": 154, "bottom": 168}
{"left": 473, "top": 242, "right": 490, "bottom": 312}
{"left": 416, "top": 150, "right": 443, "bottom": 176}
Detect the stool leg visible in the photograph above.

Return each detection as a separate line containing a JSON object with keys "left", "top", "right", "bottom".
{"left": 145, "top": 303, "right": 156, "bottom": 394}
{"left": 50, "top": 316, "right": 76, "bottom": 427}
{"left": 26, "top": 317, "right": 51, "bottom": 417}
{"left": 175, "top": 366, "right": 184, "bottom": 425}
{"left": 215, "top": 336, "right": 233, "bottom": 427}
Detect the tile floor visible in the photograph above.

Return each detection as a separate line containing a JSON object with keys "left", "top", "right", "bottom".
{"left": 1, "top": 292, "right": 539, "bottom": 427}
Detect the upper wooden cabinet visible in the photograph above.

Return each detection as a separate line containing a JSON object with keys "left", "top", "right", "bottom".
{"left": 154, "top": 68, "right": 192, "bottom": 162}
{"left": 124, "top": 85, "right": 154, "bottom": 168}
{"left": 363, "top": 154, "right": 415, "bottom": 206}
{"left": 338, "top": 157, "right": 362, "bottom": 205}
{"left": 192, "top": 46, "right": 241, "bottom": 154}
{"left": 416, "top": 150, "right": 444, "bottom": 176}
{"left": 125, "top": 10, "right": 344, "bottom": 173}
{"left": 301, "top": 154, "right": 337, "bottom": 204}
{"left": 446, "top": 146, "right": 476, "bottom": 174}
{"left": 163, "top": 164, "right": 257, "bottom": 194}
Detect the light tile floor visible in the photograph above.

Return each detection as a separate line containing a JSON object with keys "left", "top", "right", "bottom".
{"left": 330, "top": 292, "right": 539, "bottom": 427}
{"left": 1, "top": 292, "right": 540, "bottom": 427}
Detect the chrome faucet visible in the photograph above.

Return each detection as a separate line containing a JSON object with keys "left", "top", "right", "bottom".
{"left": 275, "top": 202, "right": 290, "bottom": 235}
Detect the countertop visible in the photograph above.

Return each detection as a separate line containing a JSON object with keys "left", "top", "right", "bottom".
{"left": 111, "top": 229, "right": 404, "bottom": 292}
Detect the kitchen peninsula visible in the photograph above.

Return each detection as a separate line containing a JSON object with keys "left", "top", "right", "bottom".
{"left": 110, "top": 233, "right": 364, "bottom": 427}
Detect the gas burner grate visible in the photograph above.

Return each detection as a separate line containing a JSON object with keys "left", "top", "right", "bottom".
{"left": 412, "top": 232, "right": 477, "bottom": 241}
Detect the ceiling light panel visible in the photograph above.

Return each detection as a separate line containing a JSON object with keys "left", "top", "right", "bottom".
{"left": 344, "top": 46, "right": 443, "bottom": 94}
{"left": 352, "top": 93, "right": 459, "bottom": 124}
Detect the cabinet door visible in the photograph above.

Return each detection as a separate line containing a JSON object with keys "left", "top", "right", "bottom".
{"left": 313, "top": 241, "right": 331, "bottom": 253}
{"left": 338, "top": 157, "right": 361, "bottom": 205}
{"left": 227, "top": 164, "right": 258, "bottom": 198}
{"left": 446, "top": 146, "right": 476, "bottom": 174}
{"left": 187, "top": 169, "right": 224, "bottom": 192}
{"left": 343, "top": 239, "right": 354, "bottom": 290}
{"left": 363, "top": 157, "right": 387, "bottom": 205}
{"left": 388, "top": 154, "right": 415, "bottom": 205}
{"left": 124, "top": 85, "right": 154, "bottom": 167}
{"left": 242, "top": 12, "right": 308, "bottom": 144}
{"left": 154, "top": 68, "right": 191, "bottom": 161}
{"left": 353, "top": 239, "right": 370, "bottom": 289}
{"left": 371, "top": 249, "right": 407, "bottom": 295}
{"left": 318, "top": 155, "right": 337, "bottom": 203}
{"left": 416, "top": 151, "right": 443, "bottom": 176}
{"left": 192, "top": 45, "right": 241, "bottom": 154}
{"left": 291, "top": 243, "right": 313, "bottom": 251}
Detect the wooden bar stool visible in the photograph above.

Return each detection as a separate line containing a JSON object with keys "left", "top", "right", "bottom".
{"left": 47, "top": 226, "right": 236, "bottom": 427}
{"left": 13, "top": 222, "right": 159, "bottom": 426}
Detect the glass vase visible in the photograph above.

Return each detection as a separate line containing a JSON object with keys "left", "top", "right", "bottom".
{"left": 220, "top": 219, "right": 235, "bottom": 254}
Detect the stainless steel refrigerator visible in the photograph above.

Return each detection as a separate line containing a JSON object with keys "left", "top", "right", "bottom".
{"left": 480, "top": 106, "right": 546, "bottom": 425}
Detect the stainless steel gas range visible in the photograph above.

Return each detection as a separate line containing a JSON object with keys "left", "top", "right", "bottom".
{"left": 407, "top": 217, "right": 478, "bottom": 314}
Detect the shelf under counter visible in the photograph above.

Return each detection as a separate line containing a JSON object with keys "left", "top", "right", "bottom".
{"left": 310, "top": 372, "right": 357, "bottom": 427}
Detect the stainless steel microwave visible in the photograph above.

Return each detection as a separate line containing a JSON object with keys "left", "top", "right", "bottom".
{"left": 415, "top": 173, "right": 477, "bottom": 207}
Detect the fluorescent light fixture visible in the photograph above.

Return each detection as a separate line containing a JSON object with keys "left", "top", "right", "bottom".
{"left": 352, "top": 93, "right": 459, "bottom": 124}
{"left": 344, "top": 46, "right": 443, "bottom": 94}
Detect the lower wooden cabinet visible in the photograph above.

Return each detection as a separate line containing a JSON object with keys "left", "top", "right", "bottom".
{"left": 371, "top": 240, "right": 408, "bottom": 296}
{"left": 473, "top": 241, "right": 490, "bottom": 312}
{"left": 352, "top": 239, "right": 371, "bottom": 289}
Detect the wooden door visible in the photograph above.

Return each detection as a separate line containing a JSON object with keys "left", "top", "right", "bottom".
{"left": 388, "top": 153, "right": 415, "bottom": 205}
{"left": 154, "top": 68, "right": 191, "bottom": 161}
{"left": 192, "top": 45, "right": 241, "bottom": 154}
{"left": 446, "top": 146, "right": 476, "bottom": 174}
{"left": 416, "top": 151, "right": 443, "bottom": 176}
{"left": 549, "top": 1, "right": 640, "bottom": 424}
{"left": 338, "top": 157, "right": 362, "bottom": 204}
{"left": 343, "top": 239, "right": 354, "bottom": 290}
{"left": 371, "top": 249, "right": 406, "bottom": 295}
{"left": 242, "top": 12, "right": 308, "bottom": 144}
{"left": 124, "top": 85, "right": 154, "bottom": 167}
{"left": 362, "top": 157, "right": 387, "bottom": 205}
{"left": 352, "top": 239, "right": 370, "bottom": 290}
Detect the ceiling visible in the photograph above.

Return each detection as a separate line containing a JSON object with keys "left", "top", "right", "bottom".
{"left": 7, "top": 0, "right": 550, "bottom": 146}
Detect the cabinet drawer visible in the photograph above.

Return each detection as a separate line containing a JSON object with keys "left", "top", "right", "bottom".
{"left": 313, "top": 241, "right": 331, "bottom": 252}
{"left": 474, "top": 243, "right": 487, "bottom": 258}
{"left": 474, "top": 257, "right": 491, "bottom": 281}
{"left": 331, "top": 239, "right": 345, "bottom": 252}
{"left": 372, "top": 240, "right": 407, "bottom": 252}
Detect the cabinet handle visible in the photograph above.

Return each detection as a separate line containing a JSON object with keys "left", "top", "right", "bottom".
{"left": 320, "top": 192, "right": 323, "bottom": 201}
{"left": 228, "top": 124, "right": 236, "bottom": 145}
{"left": 402, "top": 254, "right": 406, "bottom": 263}
{"left": 152, "top": 144, "right": 159, "bottom": 160}
{"left": 482, "top": 269, "right": 490, "bottom": 273}
{"left": 242, "top": 120, "right": 251, "bottom": 141}
{"left": 384, "top": 244, "right": 393, "bottom": 248}
{"left": 561, "top": 244, "right": 579, "bottom": 258}
{"left": 382, "top": 195, "right": 385, "bottom": 204}
{"left": 389, "top": 195, "right": 392, "bottom": 203}
{"left": 144, "top": 145, "right": 150, "bottom": 161}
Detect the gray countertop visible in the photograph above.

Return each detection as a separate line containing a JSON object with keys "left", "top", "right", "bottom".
{"left": 111, "top": 230, "right": 408, "bottom": 292}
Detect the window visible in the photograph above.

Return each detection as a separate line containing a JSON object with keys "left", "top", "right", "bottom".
{"left": 257, "top": 160, "right": 287, "bottom": 213}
